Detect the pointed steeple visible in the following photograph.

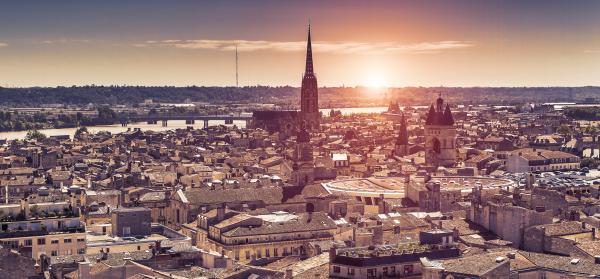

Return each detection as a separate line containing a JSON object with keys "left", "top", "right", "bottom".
{"left": 426, "top": 104, "right": 436, "bottom": 125}
{"left": 396, "top": 113, "right": 409, "bottom": 145}
{"left": 443, "top": 104, "right": 454, "bottom": 125}
{"left": 305, "top": 22, "right": 314, "bottom": 75}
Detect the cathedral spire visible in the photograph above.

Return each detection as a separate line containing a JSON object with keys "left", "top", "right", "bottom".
{"left": 305, "top": 22, "right": 314, "bottom": 75}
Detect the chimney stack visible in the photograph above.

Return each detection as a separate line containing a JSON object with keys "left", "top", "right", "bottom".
{"left": 217, "top": 203, "right": 226, "bottom": 221}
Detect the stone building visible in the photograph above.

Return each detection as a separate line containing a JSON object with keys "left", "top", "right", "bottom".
{"left": 111, "top": 207, "right": 151, "bottom": 237}
{"left": 468, "top": 186, "right": 553, "bottom": 248}
{"left": 195, "top": 210, "right": 336, "bottom": 263}
{"left": 291, "top": 125, "right": 315, "bottom": 187}
{"left": 424, "top": 94, "right": 457, "bottom": 167}
{"left": 394, "top": 113, "right": 409, "bottom": 156}
{"left": 251, "top": 24, "right": 320, "bottom": 134}
{"left": 329, "top": 230, "right": 459, "bottom": 279}
{"left": 523, "top": 221, "right": 593, "bottom": 255}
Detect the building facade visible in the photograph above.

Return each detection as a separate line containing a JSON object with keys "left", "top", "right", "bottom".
{"left": 425, "top": 95, "right": 457, "bottom": 167}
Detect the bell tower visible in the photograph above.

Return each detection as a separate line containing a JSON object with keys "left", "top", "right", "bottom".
{"left": 424, "top": 94, "right": 457, "bottom": 167}
{"left": 394, "top": 113, "right": 409, "bottom": 156}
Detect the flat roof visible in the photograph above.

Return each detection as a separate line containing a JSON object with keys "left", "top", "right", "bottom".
{"left": 323, "top": 176, "right": 514, "bottom": 198}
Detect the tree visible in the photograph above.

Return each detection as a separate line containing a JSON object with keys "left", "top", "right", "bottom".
{"left": 581, "top": 158, "right": 600, "bottom": 169}
{"left": 25, "top": 129, "right": 47, "bottom": 141}
{"left": 30, "top": 205, "right": 39, "bottom": 218}
{"left": 556, "top": 125, "right": 572, "bottom": 137}
{"left": 75, "top": 126, "right": 89, "bottom": 138}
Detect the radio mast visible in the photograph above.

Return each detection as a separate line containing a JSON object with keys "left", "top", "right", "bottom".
{"left": 235, "top": 44, "right": 239, "bottom": 87}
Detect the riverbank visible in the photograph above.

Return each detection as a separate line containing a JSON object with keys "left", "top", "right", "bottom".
{"left": 0, "top": 107, "right": 392, "bottom": 140}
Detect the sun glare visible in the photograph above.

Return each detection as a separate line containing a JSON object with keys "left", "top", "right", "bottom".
{"left": 366, "top": 75, "right": 386, "bottom": 89}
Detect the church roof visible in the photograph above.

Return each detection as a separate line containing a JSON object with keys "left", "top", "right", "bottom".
{"left": 425, "top": 95, "right": 454, "bottom": 126}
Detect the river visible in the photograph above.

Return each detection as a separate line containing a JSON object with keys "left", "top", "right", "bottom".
{"left": 0, "top": 107, "right": 389, "bottom": 140}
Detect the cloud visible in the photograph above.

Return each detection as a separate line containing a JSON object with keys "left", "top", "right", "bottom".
{"left": 41, "top": 39, "right": 91, "bottom": 44}
{"left": 139, "top": 39, "right": 473, "bottom": 54}
{"left": 584, "top": 49, "right": 600, "bottom": 54}
{"left": 0, "top": 42, "right": 7, "bottom": 47}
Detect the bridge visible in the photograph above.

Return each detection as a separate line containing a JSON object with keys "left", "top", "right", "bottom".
{"left": 119, "top": 114, "right": 253, "bottom": 128}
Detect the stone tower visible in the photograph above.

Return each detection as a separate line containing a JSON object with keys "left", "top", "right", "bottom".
{"left": 300, "top": 23, "right": 320, "bottom": 130}
{"left": 394, "top": 113, "right": 409, "bottom": 156}
{"left": 424, "top": 94, "right": 457, "bottom": 167}
{"left": 292, "top": 124, "right": 315, "bottom": 187}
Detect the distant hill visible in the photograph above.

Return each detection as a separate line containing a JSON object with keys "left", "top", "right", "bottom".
{"left": 1, "top": 86, "right": 600, "bottom": 107}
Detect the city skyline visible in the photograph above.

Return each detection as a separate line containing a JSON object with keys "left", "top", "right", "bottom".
{"left": 1, "top": 0, "right": 600, "bottom": 87}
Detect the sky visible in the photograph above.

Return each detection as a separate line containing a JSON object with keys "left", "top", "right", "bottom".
{"left": 1, "top": 0, "right": 600, "bottom": 87}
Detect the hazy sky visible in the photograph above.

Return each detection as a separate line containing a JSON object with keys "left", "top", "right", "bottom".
{"left": 1, "top": 0, "right": 600, "bottom": 87}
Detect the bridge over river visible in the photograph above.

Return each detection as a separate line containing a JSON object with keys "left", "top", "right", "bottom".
{"left": 119, "top": 114, "right": 253, "bottom": 128}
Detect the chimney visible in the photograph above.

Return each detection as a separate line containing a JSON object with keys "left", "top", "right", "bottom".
{"left": 593, "top": 228, "right": 596, "bottom": 240}
{"left": 70, "top": 194, "right": 78, "bottom": 210}
{"left": 329, "top": 247, "right": 337, "bottom": 261}
{"left": 595, "top": 256, "right": 600, "bottom": 264}
{"left": 77, "top": 260, "right": 91, "bottom": 279}
{"left": 507, "top": 252, "right": 516, "bottom": 259}
{"left": 378, "top": 194, "right": 386, "bottom": 214}
{"left": 217, "top": 203, "right": 226, "bottom": 221}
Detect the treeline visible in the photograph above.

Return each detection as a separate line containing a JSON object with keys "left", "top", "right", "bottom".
{"left": 0, "top": 86, "right": 298, "bottom": 107}
{"left": 1, "top": 86, "right": 600, "bottom": 107}
{"left": 0, "top": 107, "right": 120, "bottom": 132}
{"left": 564, "top": 107, "right": 600, "bottom": 120}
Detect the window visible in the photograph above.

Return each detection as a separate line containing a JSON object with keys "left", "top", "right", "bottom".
{"left": 64, "top": 238, "right": 72, "bottom": 244}
{"left": 383, "top": 267, "right": 388, "bottom": 275}
{"left": 77, "top": 238, "right": 85, "bottom": 243}
{"left": 333, "top": 266, "right": 341, "bottom": 273}
{"left": 37, "top": 238, "right": 46, "bottom": 245}
{"left": 24, "top": 239, "right": 33, "bottom": 247}
{"left": 256, "top": 249, "right": 262, "bottom": 259}
{"left": 540, "top": 272, "right": 547, "bottom": 279}
{"left": 78, "top": 248, "right": 85, "bottom": 254}
{"left": 51, "top": 250, "right": 58, "bottom": 256}
{"left": 265, "top": 248, "right": 270, "bottom": 257}
{"left": 51, "top": 240, "right": 59, "bottom": 244}
{"left": 123, "top": 226, "right": 131, "bottom": 236}
{"left": 348, "top": 268, "right": 355, "bottom": 275}
{"left": 66, "top": 249, "right": 72, "bottom": 255}
{"left": 274, "top": 248, "right": 278, "bottom": 257}
{"left": 404, "top": 264, "right": 413, "bottom": 275}
{"left": 137, "top": 245, "right": 141, "bottom": 251}
{"left": 367, "top": 268, "right": 376, "bottom": 279}
{"left": 245, "top": 250, "right": 251, "bottom": 260}
{"left": 1, "top": 240, "right": 18, "bottom": 249}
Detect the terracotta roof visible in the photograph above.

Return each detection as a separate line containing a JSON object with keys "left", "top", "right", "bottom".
{"left": 182, "top": 186, "right": 284, "bottom": 205}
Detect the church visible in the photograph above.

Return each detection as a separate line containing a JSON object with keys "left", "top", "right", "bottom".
{"left": 424, "top": 94, "right": 457, "bottom": 167}
{"left": 251, "top": 24, "right": 320, "bottom": 135}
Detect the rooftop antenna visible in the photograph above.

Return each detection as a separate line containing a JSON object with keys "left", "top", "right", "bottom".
{"left": 235, "top": 44, "right": 239, "bottom": 87}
